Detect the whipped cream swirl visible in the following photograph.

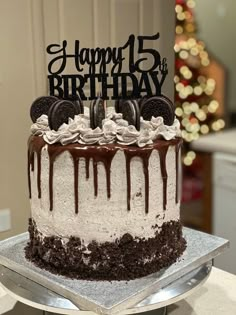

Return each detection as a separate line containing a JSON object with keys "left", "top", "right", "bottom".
{"left": 31, "top": 115, "right": 50, "bottom": 136}
{"left": 31, "top": 108, "right": 181, "bottom": 147}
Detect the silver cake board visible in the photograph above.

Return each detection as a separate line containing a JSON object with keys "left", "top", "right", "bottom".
{"left": 0, "top": 261, "right": 212, "bottom": 315}
{"left": 0, "top": 228, "right": 229, "bottom": 315}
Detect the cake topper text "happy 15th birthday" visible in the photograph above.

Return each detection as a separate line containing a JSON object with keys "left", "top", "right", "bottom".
{"left": 47, "top": 33, "right": 168, "bottom": 100}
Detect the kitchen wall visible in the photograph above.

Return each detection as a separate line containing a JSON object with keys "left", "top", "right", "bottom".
{"left": 0, "top": 0, "right": 36, "bottom": 240}
{"left": 194, "top": 0, "right": 236, "bottom": 112}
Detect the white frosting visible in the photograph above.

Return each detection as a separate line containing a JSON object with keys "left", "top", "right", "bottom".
{"left": 30, "top": 145, "right": 180, "bottom": 244}
{"left": 30, "top": 115, "right": 49, "bottom": 136}
{"left": 30, "top": 108, "right": 181, "bottom": 148}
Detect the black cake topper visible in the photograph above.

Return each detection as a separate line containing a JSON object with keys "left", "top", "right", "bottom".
{"left": 47, "top": 33, "right": 168, "bottom": 101}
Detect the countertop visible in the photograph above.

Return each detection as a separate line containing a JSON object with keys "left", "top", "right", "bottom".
{"left": 0, "top": 285, "right": 16, "bottom": 314}
{"left": 191, "top": 128, "right": 236, "bottom": 154}
{"left": 169, "top": 267, "right": 236, "bottom": 315}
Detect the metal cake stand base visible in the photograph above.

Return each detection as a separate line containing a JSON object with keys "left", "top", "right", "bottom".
{"left": 0, "top": 261, "right": 211, "bottom": 315}
{"left": 40, "top": 311, "right": 168, "bottom": 315}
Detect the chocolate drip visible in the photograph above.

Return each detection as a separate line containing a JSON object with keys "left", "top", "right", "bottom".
{"left": 124, "top": 149, "right": 152, "bottom": 213}
{"left": 142, "top": 153, "right": 151, "bottom": 213}
{"left": 158, "top": 147, "right": 168, "bottom": 210}
{"left": 47, "top": 146, "right": 59, "bottom": 211}
{"left": 92, "top": 149, "right": 117, "bottom": 199}
{"left": 36, "top": 151, "right": 42, "bottom": 198}
{"left": 30, "top": 152, "right": 35, "bottom": 171}
{"left": 125, "top": 154, "right": 131, "bottom": 211}
{"left": 49, "top": 160, "right": 54, "bottom": 211}
{"left": 72, "top": 148, "right": 117, "bottom": 211}
{"left": 93, "top": 160, "right": 98, "bottom": 197}
{"left": 27, "top": 149, "right": 32, "bottom": 198}
{"left": 44, "top": 143, "right": 118, "bottom": 212}
{"left": 175, "top": 142, "right": 182, "bottom": 204}
{"left": 85, "top": 157, "right": 90, "bottom": 179}
{"left": 28, "top": 136, "right": 181, "bottom": 214}
{"left": 73, "top": 157, "right": 79, "bottom": 214}
{"left": 27, "top": 136, "right": 45, "bottom": 199}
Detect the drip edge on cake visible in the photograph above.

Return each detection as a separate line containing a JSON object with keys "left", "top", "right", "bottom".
{"left": 28, "top": 136, "right": 182, "bottom": 214}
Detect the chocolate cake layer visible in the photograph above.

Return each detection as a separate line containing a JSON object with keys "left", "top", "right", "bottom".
{"left": 25, "top": 219, "right": 186, "bottom": 281}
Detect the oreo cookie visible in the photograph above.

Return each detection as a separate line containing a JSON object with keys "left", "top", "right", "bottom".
{"left": 90, "top": 98, "right": 106, "bottom": 129}
{"left": 63, "top": 94, "right": 84, "bottom": 114}
{"left": 115, "top": 91, "right": 137, "bottom": 113}
{"left": 48, "top": 100, "right": 79, "bottom": 131}
{"left": 121, "top": 99, "right": 140, "bottom": 130}
{"left": 30, "top": 96, "right": 58, "bottom": 122}
{"left": 140, "top": 95, "right": 175, "bottom": 126}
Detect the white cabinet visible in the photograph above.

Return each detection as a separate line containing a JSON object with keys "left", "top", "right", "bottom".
{"left": 192, "top": 129, "right": 236, "bottom": 274}
{"left": 213, "top": 152, "right": 236, "bottom": 274}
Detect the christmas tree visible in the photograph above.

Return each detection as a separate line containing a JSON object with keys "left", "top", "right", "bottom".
{"left": 175, "top": 0, "right": 225, "bottom": 166}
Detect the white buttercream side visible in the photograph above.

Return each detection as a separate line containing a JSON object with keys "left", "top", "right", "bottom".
{"left": 30, "top": 144, "right": 180, "bottom": 244}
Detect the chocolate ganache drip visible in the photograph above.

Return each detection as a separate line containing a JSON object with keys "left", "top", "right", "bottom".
{"left": 124, "top": 149, "right": 152, "bottom": 213}
{"left": 175, "top": 141, "right": 182, "bottom": 204}
{"left": 48, "top": 144, "right": 118, "bottom": 212}
{"left": 158, "top": 147, "right": 168, "bottom": 210}
{"left": 28, "top": 136, "right": 182, "bottom": 214}
{"left": 28, "top": 136, "right": 45, "bottom": 198}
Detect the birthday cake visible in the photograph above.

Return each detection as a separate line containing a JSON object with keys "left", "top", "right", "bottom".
{"left": 25, "top": 94, "right": 186, "bottom": 280}
{"left": 25, "top": 31, "right": 186, "bottom": 280}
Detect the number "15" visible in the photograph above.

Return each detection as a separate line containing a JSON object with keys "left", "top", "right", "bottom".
{"left": 127, "top": 33, "right": 161, "bottom": 73}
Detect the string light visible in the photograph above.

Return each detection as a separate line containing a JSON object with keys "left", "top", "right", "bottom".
{"left": 179, "top": 50, "right": 189, "bottom": 59}
{"left": 176, "top": 82, "right": 184, "bottom": 92}
{"left": 191, "top": 102, "right": 199, "bottom": 112}
{"left": 174, "top": 44, "right": 181, "bottom": 53}
{"left": 188, "top": 38, "right": 196, "bottom": 47}
{"left": 174, "top": 75, "right": 180, "bottom": 83}
{"left": 188, "top": 151, "right": 196, "bottom": 159}
{"left": 183, "top": 105, "right": 192, "bottom": 115}
{"left": 187, "top": 0, "right": 196, "bottom": 9}
{"left": 177, "top": 12, "right": 186, "bottom": 21}
{"left": 190, "top": 47, "right": 198, "bottom": 56}
{"left": 175, "top": 107, "right": 183, "bottom": 117}
{"left": 193, "top": 86, "right": 203, "bottom": 95}
{"left": 175, "top": 5, "right": 183, "bottom": 13}
{"left": 208, "top": 100, "right": 219, "bottom": 113}
{"left": 200, "top": 124, "right": 209, "bottom": 134}
{"left": 176, "top": 26, "right": 183, "bottom": 35}
{"left": 201, "top": 58, "right": 210, "bottom": 66}
{"left": 207, "top": 78, "right": 216, "bottom": 88}
{"left": 182, "top": 118, "right": 189, "bottom": 127}
{"left": 196, "top": 110, "right": 207, "bottom": 121}
{"left": 212, "top": 119, "right": 225, "bottom": 131}
{"left": 218, "top": 119, "right": 225, "bottom": 129}
{"left": 184, "top": 156, "right": 192, "bottom": 166}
